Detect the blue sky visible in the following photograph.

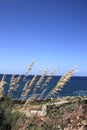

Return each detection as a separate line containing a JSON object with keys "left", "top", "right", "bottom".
{"left": 0, "top": 0, "right": 87, "bottom": 76}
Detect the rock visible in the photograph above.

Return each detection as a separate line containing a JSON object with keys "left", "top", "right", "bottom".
{"left": 80, "top": 100, "right": 87, "bottom": 114}
{"left": 80, "top": 125, "right": 87, "bottom": 130}
{"left": 83, "top": 125, "right": 87, "bottom": 130}
{"left": 61, "top": 117, "right": 70, "bottom": 127}
{"left": 82, "top": 120, "right": 87, "bottom": 125}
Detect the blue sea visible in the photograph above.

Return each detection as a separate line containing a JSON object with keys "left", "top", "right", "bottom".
{"left": 0, "top": 74, "right": 87, "bottom": 99}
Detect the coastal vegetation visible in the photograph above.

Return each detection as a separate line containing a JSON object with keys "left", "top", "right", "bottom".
{"left": 0, "top": 60, "right": 75, "bottom": 100}
{"left": 0, "top": 61, "right": 87, "bottom": 130}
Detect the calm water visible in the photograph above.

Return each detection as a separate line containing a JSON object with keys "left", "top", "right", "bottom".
{"left": 0, "top": 74, "right": 87, "bottom": 99}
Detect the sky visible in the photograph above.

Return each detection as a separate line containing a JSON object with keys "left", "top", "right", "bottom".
{"left": 0, "top": 0, "right": 87, "bottom": 76}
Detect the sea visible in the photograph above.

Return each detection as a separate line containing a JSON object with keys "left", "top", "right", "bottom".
{"left": 0, "top": 74, "right": 87, "bottom": 99}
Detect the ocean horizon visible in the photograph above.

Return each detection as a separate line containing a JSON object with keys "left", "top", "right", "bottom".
{"left": 0, "top": 74, "right": 87, "bottom": 99}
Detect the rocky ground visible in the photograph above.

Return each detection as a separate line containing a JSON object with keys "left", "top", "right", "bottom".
{"left": 0, "top": 96, "right": 87, "bottom": 130}
{"left": 46, "top": 96, "right": 87, "bottom": 130}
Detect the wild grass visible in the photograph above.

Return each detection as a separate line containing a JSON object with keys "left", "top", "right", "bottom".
{"left": 0, "top": 61, "right": 77, "bottom": 130}
{"left": 39, "top": 67, "right": 58, "bottom": 99}
{"left": 47, "top": 68, "right": 76, "bottom": 97}
{"left": 23, "top": 60, "right": 35, "bottom": 82}
{"left": 0, "top": 61, "right": 76, "bottom": 101}
{"left": 42, "top": 67, "right": 58, "bottom": 87}
{"left": 35, "top": 66, "right": 50, "bottom": 87}
{"left": 21, "top": 80, "right": 30, "bottom": 99}
{"left": 0, "top": 74, "right": 6, "bottom": 98}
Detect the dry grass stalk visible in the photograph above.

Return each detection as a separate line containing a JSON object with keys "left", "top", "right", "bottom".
{"left": 23, "top": 60, "right": 35, "bottom": 82}
{"left": 38, "top": 88, "right": 48, "bottom": 99}
{"left": 0, "top": 74, "right": 6, "bottom": 87}
{"left": 28, "top": 70, "right": 41, "bottom": 89}
{"left": 38, "top": 67, "right": 58, "bottom": 99}
{"left": 48, "top": 68, "right": 76, "bottom": 97}
{"left": 31, "top": 67, "right": 49, "bottom": 98}
{"left": 25, "top": 60, "right": 35, "bottom": 76}
{"left": 11, "top": 74, "right": 21, "bottom": 85}
{"left": 8, "top": 74, "right": 22, "bottom": 94}
{"left": 16, "top": 74, "right": 22, "bottom": 83}
{"left": 26, "top": 70, "right": 41, "bottom": 100}
{"left": 1, "top": 74, "right": 6, "bottom": 81}
{"left": 42, "top": 67, "right": 58, "bottom": 87}
{"left": 35, "top": 67, "right": 50, "bottom": 87}
{"left": 8, "top": 74, "right": 17, "bottom": 94}
{"left": 21, "top": 80, "right": 30, "bottom": 99}
{"left": 32, "top": 67, "right": 50, "bottom": 99}
{"left": 0, "top": 74, "right": 7, "bottom": 98}
{"left": 10, "top": 74, "right": 16, "bottom": 85}
{"left": 13, "top": 74, "right": 23, "bottom": 92}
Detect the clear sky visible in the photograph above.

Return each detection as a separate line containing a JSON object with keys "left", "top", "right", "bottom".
{"left": 0, "top": 0, "right": 87, "bottom": 76}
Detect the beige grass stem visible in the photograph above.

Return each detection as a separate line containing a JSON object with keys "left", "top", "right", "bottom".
{"left": 47, "top": 68, "right": 76, "bottom": 97}
{"left": 23, "top": 60, "right": 35, "bottom": 82}
{"left": 38, "top": 67, "right": 58, "bottom": 98}
{"left": 16, "top": 74, "right": 22, "bottom": 83}
{"left": 21, "top": 80, "right": 30, "bottom": 99}
{"left": 25, "top": 60, "right": 35, "bottom": 76}
{"left": 28, "top": 70, "right": 41, "bottom": 89}
{"left": 42, "top": 67, "right": 58, "bottom": 87}
{"left": 35, "top": 66, "right": 50, "bottom": 87}
{"left": 0, "top": 74, "right": 7, "bottom": 98}
{"left": 8, "top": 74, "right": 17, "bottom": 95}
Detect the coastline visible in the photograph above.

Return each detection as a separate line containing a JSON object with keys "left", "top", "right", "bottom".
{"left": 0, "top": 96, "right": 87, "bottom": 130}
